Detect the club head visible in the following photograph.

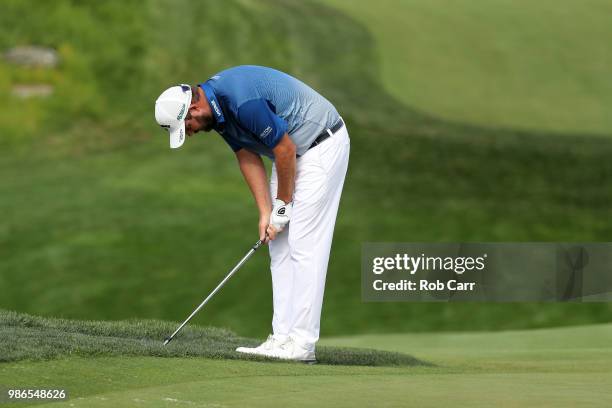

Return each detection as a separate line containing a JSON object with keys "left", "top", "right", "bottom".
{"left": 163, "top": 337, "right": 172, "bottom": 346}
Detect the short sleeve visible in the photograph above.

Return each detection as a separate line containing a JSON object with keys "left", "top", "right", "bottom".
{"left": 236, "top": 99, "right": 288, "bottom": 148}
{"left": 220, "top": 133, "right": 242, "bottom": 152}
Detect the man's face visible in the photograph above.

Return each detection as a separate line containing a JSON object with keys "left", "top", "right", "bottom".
{"left": 185, "top": 105, "right": 214, "bottom": 136}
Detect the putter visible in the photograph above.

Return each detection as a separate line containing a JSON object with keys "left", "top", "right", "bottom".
{"left": 163, "top": 239, "right": 264, "bottom": 345}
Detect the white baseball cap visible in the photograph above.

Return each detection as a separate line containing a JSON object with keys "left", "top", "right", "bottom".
{"left": 155, "top": 84, "right": 192, "bottom": 149}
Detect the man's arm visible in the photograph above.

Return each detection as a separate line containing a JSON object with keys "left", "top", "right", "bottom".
{"left": 264, "top": 133, "right": 296, "bottom": 240}
{"left": 272, "top": 133, "right": 296, "bottom": 204}
{"left": 234, "top": 97, "right": 296, "bottom": 240}
{"left": 235, "top": 148, "right": 272, "bottom": 242}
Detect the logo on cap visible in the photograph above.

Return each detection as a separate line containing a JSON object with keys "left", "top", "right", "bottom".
{"left": 177, "top": 104, "right": 186, "bottom": 120}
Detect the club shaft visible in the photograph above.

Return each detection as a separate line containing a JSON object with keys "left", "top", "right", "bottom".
{"left": 165, "top": 240, "right": 263, "bottom": 344}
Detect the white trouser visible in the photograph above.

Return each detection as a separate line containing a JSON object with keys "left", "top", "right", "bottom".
{"left": 268, "top": 123, "right": 350, "bottom": 351}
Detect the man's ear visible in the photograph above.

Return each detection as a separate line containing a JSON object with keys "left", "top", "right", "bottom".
{"left": 188, "top": 104, "right": 202, "bottom": 117}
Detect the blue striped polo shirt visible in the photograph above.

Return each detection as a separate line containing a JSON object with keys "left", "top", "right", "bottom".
{"left": 200, "top": 65, "right": 340, "bottom": 159}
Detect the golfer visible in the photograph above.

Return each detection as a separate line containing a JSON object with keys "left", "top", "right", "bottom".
{"left": 154, "top": 65, "right": 350, "bottom": 362}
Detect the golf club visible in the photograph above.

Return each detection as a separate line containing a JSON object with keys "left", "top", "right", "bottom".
{"left": 163, "top": 239, "right": 264, "bottom": 345}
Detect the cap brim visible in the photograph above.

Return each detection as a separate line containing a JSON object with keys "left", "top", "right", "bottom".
{"left": 168, "top": 122, "right": 186, "bottom": 149}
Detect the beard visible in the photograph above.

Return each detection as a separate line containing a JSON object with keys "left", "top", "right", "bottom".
{"left": 188, "top": 111, "right": 214, "bottom": 133}
{"left": 197, "top": 113, "right": 214, "bottom": 132}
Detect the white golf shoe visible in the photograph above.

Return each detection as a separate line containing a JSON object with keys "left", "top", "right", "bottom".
{"left": 260, "top": 337, "right": 316, "bottom": 363}
{"left": 235, "top": 334, "right": 289, "bottom": 356}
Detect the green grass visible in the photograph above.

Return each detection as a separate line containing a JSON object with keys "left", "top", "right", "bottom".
{"left": 1, "top": 0, "right": 612, "bottom": 338}
{"left": 320, "top": 0, "right": 612, "bottom": 135}
{"left": 1, "top": 314, "right": 610, "bottom": 407}
{"left": 0, "top": 310, "right": 424, "bottom": 367}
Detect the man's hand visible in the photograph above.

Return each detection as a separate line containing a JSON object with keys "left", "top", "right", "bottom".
{"left": 267, "top": 199, "right": 292, "bottom": 240}
{"left": 259, "top": 213, "right": 271, "bottom": 244}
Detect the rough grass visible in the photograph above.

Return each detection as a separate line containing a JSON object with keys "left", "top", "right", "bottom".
{"left": 0, "top": 310, "right": 428, "bottom": 367}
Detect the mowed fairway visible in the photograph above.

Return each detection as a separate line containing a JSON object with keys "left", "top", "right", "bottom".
{"left": 1, "top": 324, "right": 611, "bottom": 407}
{"left": 321, "top": 0, "right": 612, "bottom": 135}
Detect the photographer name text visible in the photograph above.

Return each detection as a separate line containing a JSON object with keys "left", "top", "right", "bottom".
{"left": 371, "top": 253, "right": 487, "bottom": 292}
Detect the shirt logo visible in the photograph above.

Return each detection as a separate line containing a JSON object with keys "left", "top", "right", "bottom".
{"left": 260, "top": 126, "right": 273, "bottom": 138}
{"left": 210, "top": 99, "right": 222, "bottom": 117}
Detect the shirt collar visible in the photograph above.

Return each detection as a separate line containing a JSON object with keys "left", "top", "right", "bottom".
{"left": 200, "top": 82, "right": 225, "bottom": 126}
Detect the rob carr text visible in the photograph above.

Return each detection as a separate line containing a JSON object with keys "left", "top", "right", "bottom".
{"left": 371, "top": 254, "right": 485, "bottom": 292}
